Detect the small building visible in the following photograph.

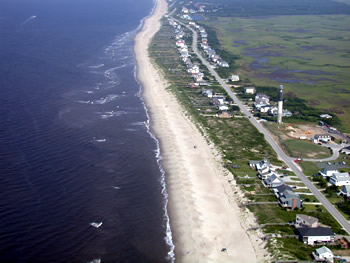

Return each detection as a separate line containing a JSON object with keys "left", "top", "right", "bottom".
{"left": 218, "top": 60, "right": 229, "bottom": 67}
{"left": 296, "top": 214, "right": 319, "bottom": 228}
{"left": 217, "top": 105, "right": 229, "bottom": 111}
{"left": 329, "top": 172, "right": 350, "bottom": 186}
{"left": 229, "top": 75, "right": 240, "bottom": 82}
{"left": 244, "top": 87, "right": 256, "bottom": 94}
{"left": 298, "top": 227, "right": 335, "bottom": 245}
{"left": 249, "top": 160, "right": 262, "bottom": 169}
{"left": 212, "top": 96, "right": 225, "bottom": 106}
{"left": 320, "top": 114, "right": 332, "bottom": 119}
{"left": 263, "top": 174, "right": 284, "bottom": 188}
{"left": 339, "top": 185, "right": 350, "bottom": 198}
{"left": 340, "top": 146, "right": 350, "bottom": 155}
{"left": 319, "top": 166, "right": 339, "bottom": 178}
{"left": 255, "top": 158, "right": 270, "bottom": 171}
{"left": 202, "top": 89, "right": 213, "bottom": 98}
{"left": 258, "top": 166, "right": 273, "bottom": 180}
{"left": 313, "top": 246, "right": 334, "bottom": 263}
{"left": 314, "top": 134, "right": 331, "bottom": 143}
{"left": 278, "top": 189, "right": 302, "bottom": 209}
{"left": 218, "top": 111, "right": 233, "bottom": 118}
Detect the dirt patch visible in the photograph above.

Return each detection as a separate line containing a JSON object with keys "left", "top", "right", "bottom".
{"left": 277, "top": 124, "right": 326, "bottom": 140}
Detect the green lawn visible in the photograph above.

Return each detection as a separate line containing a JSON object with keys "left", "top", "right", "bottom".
{"left": 283, "top": 139, "right": 332, "bottom": 159}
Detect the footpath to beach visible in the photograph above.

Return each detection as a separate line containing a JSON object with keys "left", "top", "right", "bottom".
{"left": 134, "top": 0, "right": 266, "bottom": 262}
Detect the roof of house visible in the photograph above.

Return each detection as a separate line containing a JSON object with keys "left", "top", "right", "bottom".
{"left": 316, "top": 246, "right": 333, "bottom": 255}
{"left": 297, "top": 214, "right": 318, "bottom": 225}
{"left": 342, "top": 185, "right": 350, "bottom": 192}
{"left": 321, "top": 165, "right": 339, "bottom": 172}
{"left": 315, "top": 134, "right": 331, "bottom": 138}
{"left": 298, "top": 227, "right": 335, "bottom": 237}
{"left": 249, "top": 160, "right": 261, "bottom": 166}
{"left": 331, "top": 173, "right": 350, "bottom": 181}
{"left": 275, "top": 184, "right": 293, "bottom": 193}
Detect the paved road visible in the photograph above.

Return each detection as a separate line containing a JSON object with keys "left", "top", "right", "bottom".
{"left": 177, "top": 20, "right": 350, "bottom": 234}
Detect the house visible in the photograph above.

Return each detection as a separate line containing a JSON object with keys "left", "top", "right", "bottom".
{"left": 298, "top": 227, "right": 335, "bottom": 245}
{"left": 201, "top": 33, "right": 208, "bottom": 38}
{"left": 218, "top": 60, "right": 229, "bottom": 67}
{"left": 339, "top": 185, "right": 350, "bottom": 198}
{"left": 176, "top": 40, "right": 185, "bottom": 48}
{"left": 190, "top": 83, "right": 200, "bottom": 89}
{"left": 260, "top": 105, "right": 274, "bottom": 113}
{"left": 296, "top": 214, "right": 319, "bottom": 228}
{"left": 319, "top": 166, "right": 339, "bottom": 178}
{"left": 263, "top": 174, "right": 284, "bottom": 188}
{"left": 340, "top": 146, "right": 350, "bottom": 155}
{"left": 182, "top": 7, "right": 189, "bottom": 13}
{"left": 218, "top": 105, "right": 229, "bottom": 111}
{"left": 278, "top": 189, "right": 302, "bottom": 209}
{"left": 218, "top": 111, "right": 233, "bottom": 118}
{"left": 258, "top": 166, "right": 274, "bottom": 180}
{"left": 313, "top": 246, "right": 334, "bottom": 263}
{"left": 255, "top": 158, "right": 270, "bottom": 171}
{"left": 212, "top": 96, "right": 225, "bottom": 105}
{"left": 244, "top": 87, "right": 256, "bottom": 94}
{"left": 249, "top": 160, "right": 262, "bottom": 169}
{"left": 314, "top": 134, "right": 331, "bottom": 143}
{"left": 273, "top": 184, "right": 294, "bottom": 197}
{"left": 202, "top": 89, "right": 213, "bottom": 98}
{"left": 320, "top": 114, "right": 332, "bottom": 119}
{"left": 329, "top": 172, "right": 350, "bottom": 186}
{"left": 229, "top": 75, "right": 240, "bottom": 82}
{"left": 255, "top": 93, "right": 270, "bottom": 107}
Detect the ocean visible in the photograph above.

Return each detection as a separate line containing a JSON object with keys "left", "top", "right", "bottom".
{"left": 0, "top": 0, "right": 174, "bottom": 262}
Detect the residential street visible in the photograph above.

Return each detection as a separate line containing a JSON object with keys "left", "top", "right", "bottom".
{"left": 179, "top": 19, "right": 350, "bottom": 234}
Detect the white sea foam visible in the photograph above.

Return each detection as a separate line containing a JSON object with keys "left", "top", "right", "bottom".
{"left": 85, "top": 91, "right": 94, "bottom": 94}
{"left": 90, "top": 222, "right": 103, "bottom": 228}
{"left": 135, "top": 74, "right": 175, "bottom": 261}
{"left": 97, "top": 111, "right": 127, "bottom": 120}
{"left": 87, "top": 259, "right": 101, "bottom": 263}
{"left": 93, "top": 138, "right": 106, "bottom": 142}
{"left": 76, "top": 100, "right": 92, "bottom": 104}
{"left": 88, "top": 64, "right": 104, "bottom": 69}
{"left": 113, "top": 186, "right": 121, "bottom": 190}
{"left": 93, "top": 94, "right": 119, "bottom": 105}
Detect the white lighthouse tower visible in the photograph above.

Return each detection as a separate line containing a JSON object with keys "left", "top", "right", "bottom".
{"left": 277, "top": 85, "right": 283, "bottom": 124}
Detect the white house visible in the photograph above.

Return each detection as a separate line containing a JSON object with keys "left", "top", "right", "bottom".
{"left": 218, "top": 60, "right": 229, "bottom": 67}
{"left": 320, "top": 114, "right": 332, "bottom": 119}
{"left": 319, "top": 166, "right": 339, "bottom": 178}
{"left": 339, "top": 185, "right": 350, "bottom": 198}
{"left": 202, "top": 89, "right": 213, "bottom": 98}
{"left": 314, "top": 134, "right": 331, "bottom": 143}
{"left": 329, "top": 172, "right": 350, "bottom": 186}
{"left": 176, "top": 40, "right": 185, "bottom": 48}
{"left": 263, "top": 174, "right": 284, "bottom": 188}
{"left": 244, "top": 87, "right": 256, "bottom": 94}
{"left": 340, "top": 146, "right": 350, "bottom": 155}
{"left": 218, "top": 105, "right": 229, "bottom": 111}
{"left": 298, "top": 227, "right": 335, "bottom": 245}
{"left": 313, "top": 246, "right": 334, "bottom": 263}
{"left": 229, "top": 75, "right": 240, "bottom": 82}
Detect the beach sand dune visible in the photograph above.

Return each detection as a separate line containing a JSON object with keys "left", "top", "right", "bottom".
{"left": 134, "top": 0, "right": 266, "bottom": 262}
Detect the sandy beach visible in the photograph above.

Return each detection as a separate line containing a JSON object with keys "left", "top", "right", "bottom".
{"left": 134, "top": 0, "right": 266, "bottom": 262}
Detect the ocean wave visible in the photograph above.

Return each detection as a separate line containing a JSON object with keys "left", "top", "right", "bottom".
{"left": 93, "top": 94, "right": 119, "bottom": 104}
{"left": 97, "top": 110, "right": 127, "bottom": 120}
{"left": 88, "top": 64, "right": 105, "bottom": 69}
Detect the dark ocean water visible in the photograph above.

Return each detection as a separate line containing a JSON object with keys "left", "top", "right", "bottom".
{"left": 0, "top": 0, "right": 174, "bottom": 262}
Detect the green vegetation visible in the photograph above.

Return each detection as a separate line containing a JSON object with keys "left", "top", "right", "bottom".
{"left": 283, "top": 139, "right": 331, "bottom": 159}
{"left": 201, "top": 15, "right": 350, "bottom": 131}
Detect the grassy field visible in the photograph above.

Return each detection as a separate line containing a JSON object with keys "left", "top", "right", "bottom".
{"left": 283, "top": 139, "right": 331, "bottom": 159}
{"left": 202, "top": 15, "right": 350, "bottom": 131}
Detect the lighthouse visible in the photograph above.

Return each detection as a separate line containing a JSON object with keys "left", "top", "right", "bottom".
{"left": 277, "top": 85, "right": 283, "bottom": 124}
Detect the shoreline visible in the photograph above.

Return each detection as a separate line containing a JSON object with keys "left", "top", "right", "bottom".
{"left": 134, "top": 0, "right": 267, "bottom": 261}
